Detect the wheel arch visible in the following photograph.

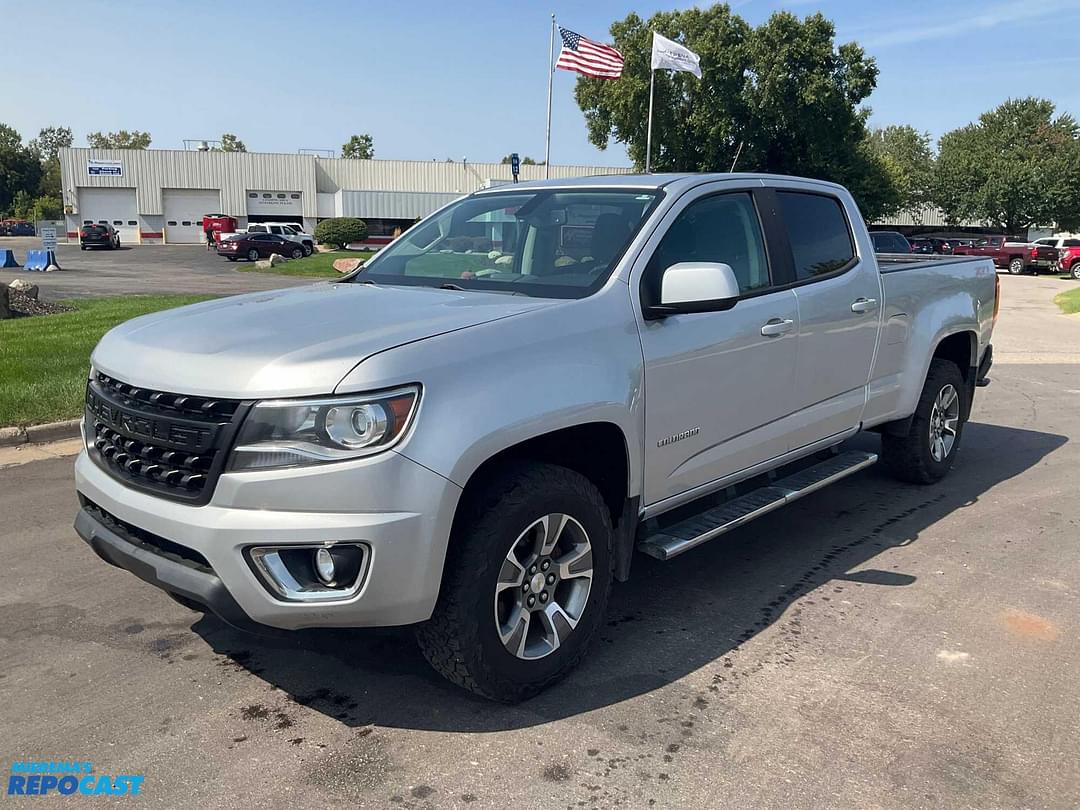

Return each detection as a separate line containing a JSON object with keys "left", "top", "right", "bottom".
{"left": 451, "top": 422, "right": 639, "bottom": 582}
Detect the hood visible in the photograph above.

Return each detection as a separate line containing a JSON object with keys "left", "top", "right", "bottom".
{"left": 92, "top": 283, "right": 555, "bottom": 398}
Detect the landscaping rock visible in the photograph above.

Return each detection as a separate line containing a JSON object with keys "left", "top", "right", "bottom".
{"left": 495, "top": 255, "right": 514, "bottom": 265}
{"left": 332, "top": 258, "right": 363, "bottom": 274}
{"left": 268, "top": 253, "right": 288, "bottom": 266}
{"left": 0, "top": 426, "right": 27, "bottom": 447}
{"left": 254, "top": 259, "right": 273, "bottom": 270}
{"left": 487, "top": 250, "right": 502, "bottom": 260}
{"left": 8, "top": 278, "right": 33, "bottom": 292}
{"left": 6, "top": 290, "right": 74, "bottom": 317}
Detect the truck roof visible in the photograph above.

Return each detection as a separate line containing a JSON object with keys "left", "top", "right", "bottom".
{"left": 474, "top": 172, "right": 848, "bottom": 195}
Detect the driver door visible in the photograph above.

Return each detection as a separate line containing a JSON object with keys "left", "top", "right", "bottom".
{"left": 637, "top": 188, "right": 799, "bottom": 507}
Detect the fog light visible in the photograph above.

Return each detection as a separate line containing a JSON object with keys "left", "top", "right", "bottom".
{"left": 314, "top": 547, "right": 336, "bottom": 584}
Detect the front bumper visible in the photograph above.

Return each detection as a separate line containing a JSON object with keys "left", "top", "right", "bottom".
{"left": 74, "top": 448, "right": 462, "bottom": 631}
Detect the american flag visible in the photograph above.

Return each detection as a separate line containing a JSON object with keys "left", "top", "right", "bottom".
{"left": 555, "top": 27, "right": 625, "bottom": 79}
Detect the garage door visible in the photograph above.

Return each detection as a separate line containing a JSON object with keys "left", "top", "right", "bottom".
{"left": 78, "top": 188, "right": 139, "bottom": 243}
{"left": 164, "top": 189, "right": 221, "bottom": 243}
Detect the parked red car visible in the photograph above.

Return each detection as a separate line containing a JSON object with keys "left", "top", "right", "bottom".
{"left": 952, "top": 236, "right": 1058, "bottom": 274}
{"left": 1059, "top": 239, "right": 1080, "bottom": 279}
{"left": 218, "top": 232, "right": 304, "bottom": 261}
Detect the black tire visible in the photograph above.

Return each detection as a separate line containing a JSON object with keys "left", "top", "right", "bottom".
{"left": 1007, "top": 256, "right": 1025, "bottom": 275}
{"left": 290, "top": 247, "right": 303, "bottom": 260}
{"left": 1071, "top": 262, "right": 1080, "bottom": 281}
{"left": 247, "top": 249, "right": 259, "bottom": 261}
{"left": 302, "top": 242, "right": 313, "bottom": 257}
{"left": 882, "top": 358, "right": 967, "bottom": 484}
{"left": 80, "top": 245, "right": 86, "bottom": 250}
{"left": 416, "top": 462, "right": 614, "bottom": 702}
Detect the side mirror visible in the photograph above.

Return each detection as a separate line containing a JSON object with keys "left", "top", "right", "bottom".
{"left": 646, "top": 262, "right": 741, "bottom": 319}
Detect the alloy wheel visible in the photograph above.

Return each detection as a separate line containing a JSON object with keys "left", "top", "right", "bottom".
{"left": 928, "top": 383, "right": 960, "bottom": 462}
{"left": 494, "top": 513, "right": 594, "bottom": 660}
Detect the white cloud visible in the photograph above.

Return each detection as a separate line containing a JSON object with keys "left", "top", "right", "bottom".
{"left": 859, "top": 0, "right": 1080, "bottom": 48}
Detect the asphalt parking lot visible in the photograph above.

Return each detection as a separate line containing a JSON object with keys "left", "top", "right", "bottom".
{"left": 2, "top": 274, "right": 1079, "bottom": 808}
{"left": 0, "top": 237, "right": 311, "bottom": 298}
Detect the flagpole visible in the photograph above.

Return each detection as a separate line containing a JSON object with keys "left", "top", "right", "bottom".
{"left": 544, "top": 13, "right": 555, "bottom": 178}
{"left": 645, "top": 68, "right": 655, "bottom": 173}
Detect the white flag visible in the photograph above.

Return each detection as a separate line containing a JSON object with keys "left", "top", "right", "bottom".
{"left": 651, "top": 32, "right": 701, "bottom": 78}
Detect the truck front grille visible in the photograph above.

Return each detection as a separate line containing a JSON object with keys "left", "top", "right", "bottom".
{"left": 85, "top": 372, "right": 250, "bottom": 504}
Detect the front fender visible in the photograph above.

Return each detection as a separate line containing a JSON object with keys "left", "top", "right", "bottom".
{"left": 335, "top": 288, "right": 645, "bottom": 499}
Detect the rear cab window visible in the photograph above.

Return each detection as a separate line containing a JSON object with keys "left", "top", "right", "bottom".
{"left": 777, "top": 192, "right": 856, "bottom": 281}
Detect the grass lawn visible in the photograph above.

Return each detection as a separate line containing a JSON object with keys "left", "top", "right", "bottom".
{"left": 1054, "top": 286, "right": 1080, "bottom": 314}
{"left": 0, "top": 295, "right": 213, "bottom": 428}
{"left": 237, "top": 250, "right": 376, "bottom": 278}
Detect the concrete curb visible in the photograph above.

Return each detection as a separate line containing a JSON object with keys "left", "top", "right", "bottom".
{"left": 0, "top": 419, "right": 81, "bottom": 448}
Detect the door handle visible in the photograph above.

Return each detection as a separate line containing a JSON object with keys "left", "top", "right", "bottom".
{"left": 851, "top": 297, "right": 878, "bottom": 313}
{"left": 760, "top": 318, "right": 795, "bottom": 337}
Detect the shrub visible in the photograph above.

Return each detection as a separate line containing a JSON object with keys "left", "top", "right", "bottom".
{"left": 471, "top": 237, "right": 493, "bottom": 253}
{"left": 446, "top": 236, "right": 473, "bottom": 252}
{"left": 314, "top": 217, "right": 368, "bottom": 248}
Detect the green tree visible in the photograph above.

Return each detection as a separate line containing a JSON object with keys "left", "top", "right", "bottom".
{"left": 28, "top": 125, "right": 73, "bottom": 162}
{"left": 341, "top": 134, "right": 374, "bottom": 160}
{"left": 573, "top": 5, "right": 895, "bottom": 218}
{"left": 865, "top": 125, "right": 934, "bottom": 220}
{"left": 86, "top": 130, "right": 152, "bottom": 149}
{"left": 934, "top": 98, "right": 1080, "bottom": 233}
{"left": 0, "top": 124, "right": 42, "bottom": 214}
{"left": 220, "top": 133, "right": 247, "bottom": 152}
{"left": 313, "top": 217, "right": 368, "bottom": 248}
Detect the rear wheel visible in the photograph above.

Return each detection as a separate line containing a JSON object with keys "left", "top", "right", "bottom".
{"left": 882, "top": 358, "right": 967, "bottom": 484}
{"left": 1071, "top": 262, "right": 1080, "bottom": 281}
{"left": 1008, "top": 256, "right": 1025, "bottom": 275}
{"left": 247, "top": 249, "right": 259, "bottom": 261}
{"left": 416, "top": 463, "right": 613, "bottom": 702}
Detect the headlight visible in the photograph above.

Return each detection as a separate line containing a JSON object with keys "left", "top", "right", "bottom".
{"left": 228, "top": 385, "right": 420, "bottom": 471}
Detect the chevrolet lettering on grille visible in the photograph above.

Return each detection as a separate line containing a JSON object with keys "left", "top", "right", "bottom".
{"left": 86, "top": 388, "right": 216, "bottom": 452}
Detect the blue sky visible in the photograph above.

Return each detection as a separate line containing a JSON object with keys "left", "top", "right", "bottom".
{"left": 5, "top": 0, "right": 1079, "bottom": 166}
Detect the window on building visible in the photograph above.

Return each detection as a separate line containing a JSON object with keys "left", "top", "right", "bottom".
{"left": 167, "top": 221, "right": 178, "bottom": 226}
{"left": 248, "top": 192, "right": 258, "bottom": 198}
{"left": 127, "top": 220, "right": 137, "bottom": 226}
{"left": 777, "top": 192, "right": 856, "bottom": 280}
{"left": 290, "top": 193, "right": 300, "bottom": 199}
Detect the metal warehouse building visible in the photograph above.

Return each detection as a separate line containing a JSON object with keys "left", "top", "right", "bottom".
{"left": 58, "top": 148, "right": 632, "bottom": 245}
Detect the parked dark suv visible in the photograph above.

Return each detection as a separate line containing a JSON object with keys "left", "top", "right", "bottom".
{"left": 79, "top": 223, "right": 121, "bottom": 250}
{"left": 217, "top": 232, "right": 305, "bottom": 261}
{"left": 870, "top": 231, "right": 911, "bottom": 253}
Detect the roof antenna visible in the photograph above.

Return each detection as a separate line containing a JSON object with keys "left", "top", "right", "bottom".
{"left": 729, "top": 141, "right": 744, "bottom": 173}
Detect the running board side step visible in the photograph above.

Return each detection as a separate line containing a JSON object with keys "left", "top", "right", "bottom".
{"left": 639, "top": 450, "right": 878, "bottom": 560}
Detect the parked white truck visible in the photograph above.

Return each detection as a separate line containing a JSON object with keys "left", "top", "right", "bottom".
{"left": 74, "top": 173, "right": 998, "bottom": 701}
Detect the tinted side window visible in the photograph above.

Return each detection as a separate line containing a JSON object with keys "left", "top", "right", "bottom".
{"left": 1064, "top": 239, "right": 1080, "bottom": 247}
{"left": 778, "top": 192, "right": 855, "bottom": 280}
{"left": 650, "top": 192, "right": 770, "bottom": 295}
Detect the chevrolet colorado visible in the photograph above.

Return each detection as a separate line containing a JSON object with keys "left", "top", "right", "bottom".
{"left": 74, "top": 174, "right": 998, "bottom": 701}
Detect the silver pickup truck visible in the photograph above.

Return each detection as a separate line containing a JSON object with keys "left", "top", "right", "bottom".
{"left": 74, "top": 173, "right": 998, "bottom": 701}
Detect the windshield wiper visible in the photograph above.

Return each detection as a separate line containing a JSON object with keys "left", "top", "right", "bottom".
{"left": 438, "top": 283, "right": 465, "bottom": 291}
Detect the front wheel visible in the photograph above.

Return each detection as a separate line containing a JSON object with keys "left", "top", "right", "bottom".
{"left": 1008, "top": 257, "right": 1025, "bottom": 274}
{"left": 882, "top": 358, "right": 967, "bottom": 484}
{"left": 416, "top": 463, "right": 613, "bottom": 702}
{"left": 302, "top": 243, "right": 313, "bottom": 257}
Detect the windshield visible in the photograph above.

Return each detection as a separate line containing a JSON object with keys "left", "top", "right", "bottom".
{"left": 350, "top": 189, "right": 660, "bottom": 298}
